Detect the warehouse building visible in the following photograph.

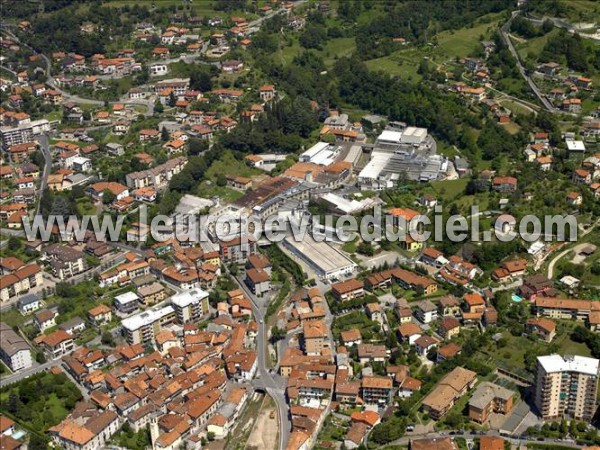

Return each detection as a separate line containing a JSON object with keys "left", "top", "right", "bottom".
{"left": 283, "top": 235, "right": 357, "bottom": 281}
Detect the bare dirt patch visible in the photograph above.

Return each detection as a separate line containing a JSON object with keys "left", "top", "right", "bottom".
{"left": 245, "top": 396, "right": 278, "bottom": 450}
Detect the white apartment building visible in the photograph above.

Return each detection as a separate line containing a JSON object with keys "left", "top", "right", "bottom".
{"left": 535, "top": 354, "right": 599, "bottom": 422}
{"left": 121, "top": 305, "right": 175, "bottom": 345}
{"left": 170, "top": 289, "right": 210, "bottom": 324}
{"left": 0, "top": 322, "right": 33, "bottom": 371}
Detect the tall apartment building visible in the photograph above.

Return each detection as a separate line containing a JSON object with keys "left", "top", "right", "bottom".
{"left": 535, "top": 354, "right": 599, "bottom": 422}
{"left": 121, "top": 305, "right": 176, "bottom": 345}
{"left": 0, "top": 119, "right": 54, "bottom": 148}
{"left": 170, "top": 289, "right": 209, "bottom": 323}
{"left": 121, "top": 289, "right": 209, "bottom": 345}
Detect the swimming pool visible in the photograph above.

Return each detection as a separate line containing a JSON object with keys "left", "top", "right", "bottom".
{"left": 11, "top": 430, "right": 25, "bottom": 440}
{"left": 511, "top": 295, "right": 523, "bottom": 302}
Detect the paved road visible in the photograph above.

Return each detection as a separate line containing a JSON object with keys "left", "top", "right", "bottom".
{"left": 546, "top": 220, "right": 598, "bottom": 278}
{"left": 499, "top": 11, "right": 562, "bottom": 114}
{"left": 0, "top": 359, "right": 60, "bottom": 388}
{"left": 388, "top": 430, "right": 581, "bottom": 449}
{"left": 0, "top": 227, "right": 25, "bottom": 237}
{"left": 35, "top": 134, "right": 52, "bottom": 217}
{"left": 0, "top": 64, "right": 17, "bottom": 76}
{"left": 228, "top": 267, "right": 291, "bottom": 450}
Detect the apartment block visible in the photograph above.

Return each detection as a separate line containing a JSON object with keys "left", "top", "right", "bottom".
{"left": 534, "top": 355, "right": 599, "bottom": 422}
{"left": 170, "top": 289, "right": 209, "bottom": 323}
{"left": 0, "top": 322, "right": 33, "bottom": 371}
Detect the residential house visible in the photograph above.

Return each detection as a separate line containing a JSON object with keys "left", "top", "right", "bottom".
{"left": 526, "top": 317, "right": 557, "bottom": 342}
{"left": 0, "top": 322, "right": 33, "bottom": 371}
{"left": 35, "top": 329, "right": 74, "bottom": 358}
{"left": 44, "top": 245, "right": 87, "bottom": 280}
{"left": 492, "top": 176, "right": 517, "bottom": 192}
{"left": 414, "top": 335, "right": 440, "bottom": 356}
{"left": 439, "top": 317, "right": 461, "bottom": 340}
{"left": 415, "top": 300, "right": 437, "bottom": 324}
{"left": 88, "top": 304, "right": 112, "bottom": 326}
{"left": 468, "top": 382, "right": 514, "bottom": 424}
{"left": 421, "top": 367, "right": 477, "bottom": 419}
{"left": 245, "top": 268, "right": 271, "bottom": 297}
{"left": 331, "top": 279, "right": 365, "bottom": 301}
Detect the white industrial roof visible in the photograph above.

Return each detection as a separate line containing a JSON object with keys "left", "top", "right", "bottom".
{"left": 121, "top": 305, "right": 174, "bottom": 331}
{"left": 403, "top": 126, "right": 427, "bottom": 138}
{"left": 301, "top": 142, "right": 330, "bottom": 159}
{"left": 538, "top": 354, "right": 599, "bottom": 376}
{"left": 566, "top": 140, "right": 586, "bottom": 152}
{"left": 114, "top": 291, "right": 140, "bottom": 305}
{"left": 170, "top": 289, "right": 209, "bottom": 307}
{"left": 300, "top": 142, "right": 337, "bottom": 166}
{"left": 284, "top": 235, "right": 357, "bottom": 276}
{"left": 321, "top": 193, "right": 380, "bottom": 214}
{"left": 358, "top": 151, "right": 393, "bottom": 180}
{"left": 377, "top": 130, "right": 402, "bottom": 144}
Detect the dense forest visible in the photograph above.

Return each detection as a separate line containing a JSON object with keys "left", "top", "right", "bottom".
{"left": 539, "top": 31, "right": 600, "bottom": 73}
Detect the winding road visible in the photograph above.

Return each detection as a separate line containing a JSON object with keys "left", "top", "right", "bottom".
{"left": 546, "top": 220, "right": 599, "bottom": 279}
{"left": 499, "top": 10, "right": 561, "bottom": 113}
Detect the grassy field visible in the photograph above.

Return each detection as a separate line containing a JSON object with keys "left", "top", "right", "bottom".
{"left": 430, "top": 178, "right": 469, "bottom": 202}
{"left": 278, "top": 36, "right": 356, "bottom": 67}
{"left": 204, "top": 151, "right": 262, "bottom": 181}
{"left": 514, "top": 28, "right": 560, "bottom": 62}
{"left": 558, "top": 0, "right": 600, "bottom": 23}
{"left": 364, "top": 53, "right": 422, "bottom": 80}
{"left": 436, "top": 14, "right": 503, "bottom": 60}
{"left": 196, "top": 181, "right": 244, "bottom": 203}
{"left": 498, "top": 98, "right": 536, "bottom": 115}
{"left": 0, "top": 67, "right": 16, "bottom": 80}
{"left": 363, "top": 12, "right": 503, "bottom": 82}
{"left": 478, "top": 322, "right": 592, "bottom": 371}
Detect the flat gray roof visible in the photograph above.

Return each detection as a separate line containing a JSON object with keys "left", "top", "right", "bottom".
{"left": 284, "top": 235, "right": 356, "bottom": 276}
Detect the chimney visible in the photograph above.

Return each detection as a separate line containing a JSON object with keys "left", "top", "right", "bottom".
{"left": 305, "top": 170, "right": 313, "bottom": 182}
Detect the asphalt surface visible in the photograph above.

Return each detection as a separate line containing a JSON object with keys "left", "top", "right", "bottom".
{"left": 0, "top": 359, "right": 60, "bottom": 388}
{"left": 35, "top": 134, "right": 52, "bottom": 217}
{"left": 499, "top": 11, "right": 561, "bottom": 113}
{"left": 390, "top": 430, "right": 581, "bottom": 449}
{"left": 228, "top": 268, "right": 291, "bottom": 450}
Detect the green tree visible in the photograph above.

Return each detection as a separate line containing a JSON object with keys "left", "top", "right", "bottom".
{"left": 28, "top": 434, "right": 49, "bottom": 450}
{"left": 357, "top": 242, "right": 375, "bottom": 256}
{"left": 188, "top": 137, "right": 209, "bottom": 156}
{"left": 167, "top": 91, "right": 177, "bottom": 107}
{"left": 270, "top": 326, "right": 286, "bottom": 343}
{"left": 102, "top": 189, "right": 116, "bottom": 205}
{"left": 7, "top": 237, "right": 21, "bottom": 251}
{"left": 161, "top": 126, "right": 170, "bottom": 142}
{"left": 101, "top": 331, "right": 115, "bottom": 346}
